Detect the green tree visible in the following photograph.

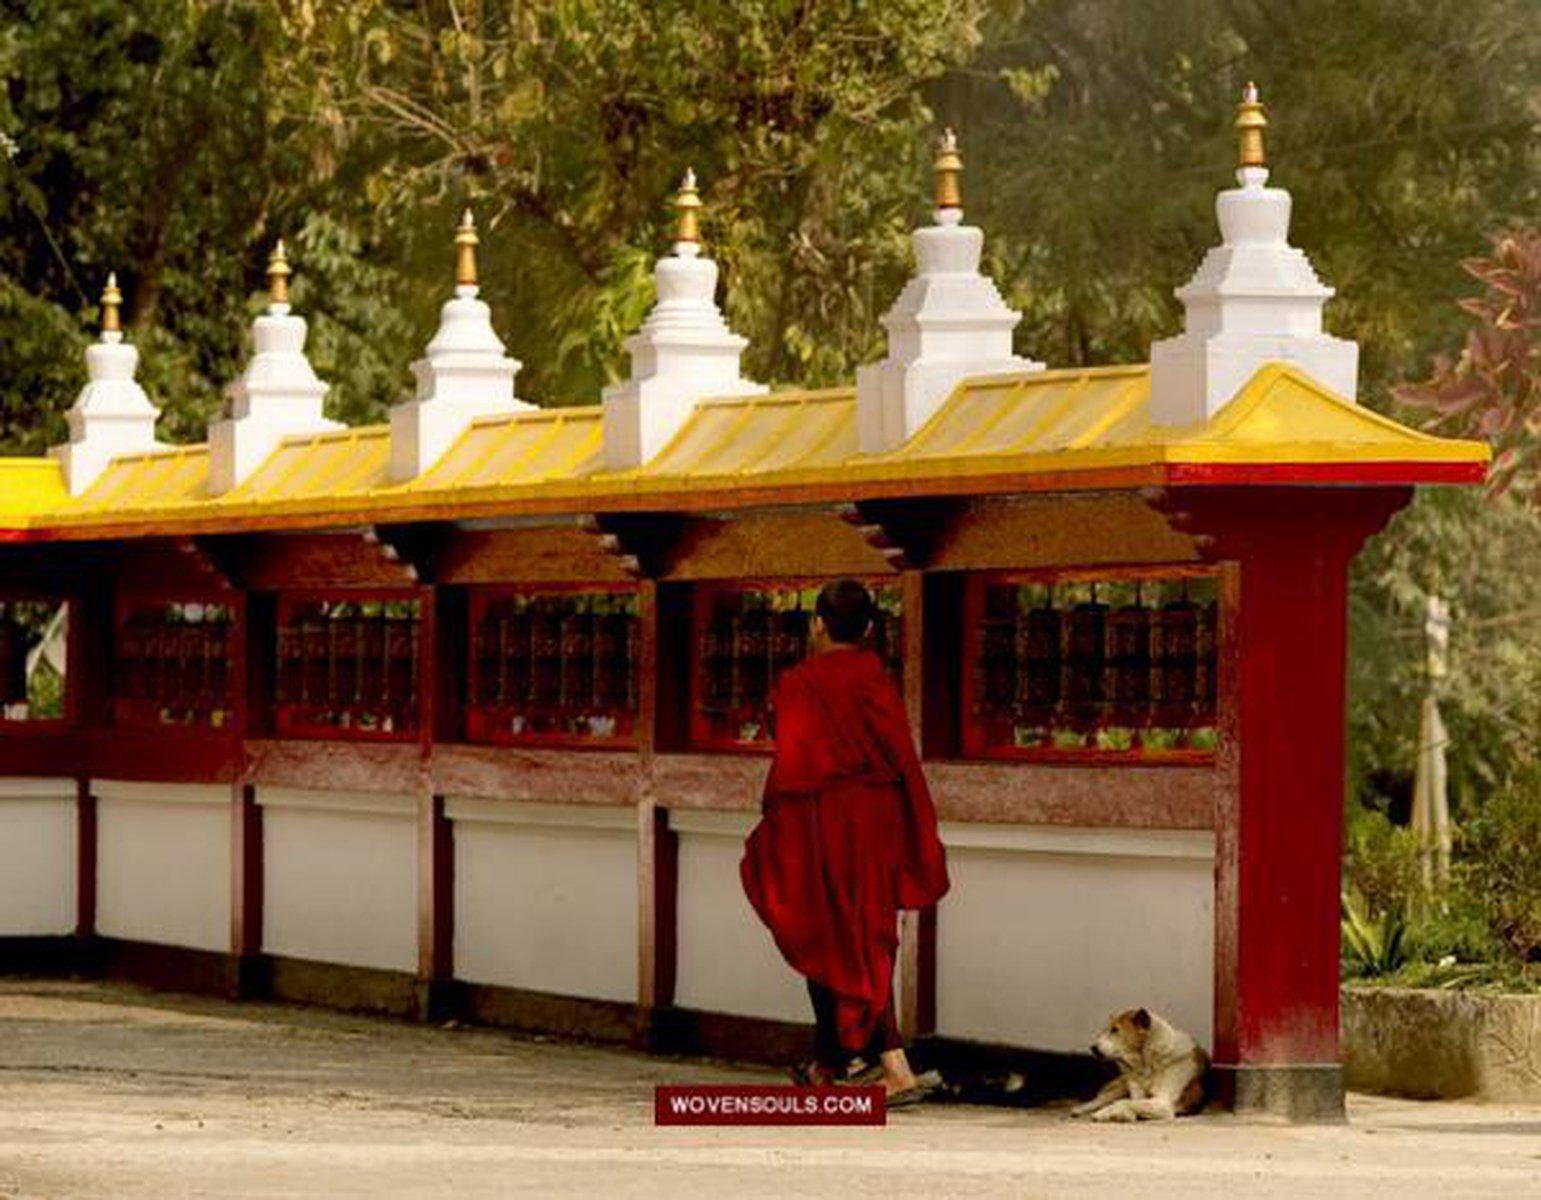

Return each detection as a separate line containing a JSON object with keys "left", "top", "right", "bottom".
{"left": 951, "top": 0, "right": 1541, "bottom": 406}
{"left": 276, "top": 0, "right": 989, "bottom": 403}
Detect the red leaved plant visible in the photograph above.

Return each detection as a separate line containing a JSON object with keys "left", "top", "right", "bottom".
{"left": 1397, "top": 229, "right": 1541, "bottom": 505}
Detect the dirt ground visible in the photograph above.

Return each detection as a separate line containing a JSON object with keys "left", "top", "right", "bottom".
{"left": 0, "top": 980, "right": 1538, "bottom": 1199}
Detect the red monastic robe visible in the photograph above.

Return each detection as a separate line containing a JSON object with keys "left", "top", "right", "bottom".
{"left": 740, "top": 647, "right": 949, "bottom": 1052}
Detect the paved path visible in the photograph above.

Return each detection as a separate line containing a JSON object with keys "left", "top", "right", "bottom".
{"left": 0, "top": 980, "right": 1537, "bottom": 1198}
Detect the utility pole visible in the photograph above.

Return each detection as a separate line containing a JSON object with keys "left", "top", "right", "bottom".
{"left": 1411, "top": 592, "right": 1451, "bottom": 894}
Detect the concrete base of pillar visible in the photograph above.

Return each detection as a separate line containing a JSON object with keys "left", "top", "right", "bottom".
{"left": 1213, "top": 1062, "right": 1345, "bottom": 1122}
{"left": 413, "top": 976, "right": 461, "bottom": 1024}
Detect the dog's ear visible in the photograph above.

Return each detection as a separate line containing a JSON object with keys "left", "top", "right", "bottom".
{"left": 1133, "top": 1008, "right": 1151, "bottom": 1029}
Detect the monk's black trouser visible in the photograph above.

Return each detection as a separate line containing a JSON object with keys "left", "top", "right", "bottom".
{"left": 806, "top": 980, "right": 903, "bottom": 1069}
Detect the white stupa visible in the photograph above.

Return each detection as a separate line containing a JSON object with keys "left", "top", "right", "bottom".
{"left": 856, "top": 129, "right": 1041, "bottom": 454}
{"left": 1149, "top": 84, "right": 1358, "bottom": 425}
{"left": 208, "top": 242, "right": 341, "bottom": 495}
{"left": 390, "top": 210, "right": 530, "bottom": 481}
{"left": 50, "top": 274, "right": 166, "bottom": 496}
{"left": 602, "top": 171, "right": 765, "bottom": 470}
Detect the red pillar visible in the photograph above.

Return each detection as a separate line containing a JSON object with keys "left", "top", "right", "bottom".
{"left": 415, "top": 585, "right": 457, "bottom": 1021}
{"left": 1155, "top": 485, "right": 1409, "bottom": 1119}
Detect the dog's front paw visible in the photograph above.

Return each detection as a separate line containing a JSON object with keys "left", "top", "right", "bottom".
{"left": 1090, "top": 1104, "right": 1136, "bottom": 1124}
{"left": 1069, "top": 1103, "right": 1097, "bottom": 1119}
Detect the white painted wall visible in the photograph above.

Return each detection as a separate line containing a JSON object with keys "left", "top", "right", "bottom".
{"left": 94, "top": 780, "right": 230, "bottom": 952}
{"left": 936, "top": 823, "right": 1214, "bottom": 1053}
{"left": 673, "top": 810, "right": 809, "bottom": 1024}
{"left": 258, "top": 788, "right": 417, "bottom": 974}
{"left": 449, "top": 798, "right": 636, "bottom": 1002}
{"left": 0, "top": 778, "right": 76, "bottom": 935}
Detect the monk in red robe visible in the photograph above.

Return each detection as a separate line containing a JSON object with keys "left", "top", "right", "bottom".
{"left": 741, "top": 579, "right": 949, "bottom": 1104}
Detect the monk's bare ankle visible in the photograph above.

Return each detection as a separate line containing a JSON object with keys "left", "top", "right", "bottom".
{"left": 880, "top": 1048, "right": 917, "bottom": 1093}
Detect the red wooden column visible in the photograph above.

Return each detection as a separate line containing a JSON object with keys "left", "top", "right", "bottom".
{"left": 229, "top": 782, "right": 263, "bottom": 996}
{"left": 897, "top": 569, "right": 937, "bottom": 1041}
{"left": 66, "top": 574, "right": 112, "bottom": 961}
{"left": 634, "top": 579, "right": 679, "bottom": 1049}
{"left": 415, "top": 584, "right": 457, "bottom": 1021}
{"left": 226, "top": 591, "right": 266, "bottom": 998}
{"left": 1155, "top": 485, "right": 1409, "bottom": 1120}
{"left": 75, "top": 779, "right": 96, "bottom": 940}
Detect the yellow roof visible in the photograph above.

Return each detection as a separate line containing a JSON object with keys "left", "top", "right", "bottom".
{"left": 639, "top": 388, "right": 855, "bottom": 477}
{"left": 2, "top": 362, "right": 1488, "bottom": 538}
{"left": 55, "top": 444, "right": 209, "bottom": 513}
{"left": 228, "top": 426, "right": 389, "bottom": 502}
{"left": 413, "top": 405, "right": 602, "bottom": 490}
{"left": 0, "top": 457, "right": 69, "bottom": 525}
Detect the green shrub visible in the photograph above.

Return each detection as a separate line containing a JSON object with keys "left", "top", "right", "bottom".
{"left": 1341, "top": 889, "right": 1410, "bottom": 978}
{"left": 1344, "top": 804, "right": 1424, "bottom": 917}
{"left": 1459, "top": 766, "right": 1541, "bottom": 962}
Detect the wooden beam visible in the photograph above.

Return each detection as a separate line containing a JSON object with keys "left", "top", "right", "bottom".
{"left": 664, "top": 511, "right": 891, "bottom": 580}
{"left": 229, "top": 781, "right": 263, "bottom": 998}
{"left": 228, "top": 532, "right": 420, "bottom": 590}
{"left": 415, "top": 791, "right": 455, "bottom": 1021}
{"left": 75, "top": 778, "right": 96, "bottom": 940}
{"left": 635, "top": 797, "right": 678, "bottom": 1050}
{"left": 435, "top": 524, "right": 634, "bottom": 585}
{"left": 634, "top": 579, "right": 678, "bottom": 1048}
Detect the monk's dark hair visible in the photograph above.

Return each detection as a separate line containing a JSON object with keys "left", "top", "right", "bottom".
{"left": 815, "top": 578, "right": 875, "bottom": 644}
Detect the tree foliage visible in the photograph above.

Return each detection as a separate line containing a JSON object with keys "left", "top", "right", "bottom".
{"left": 1397, "top": 229, "right": 1541, "bottom": 505}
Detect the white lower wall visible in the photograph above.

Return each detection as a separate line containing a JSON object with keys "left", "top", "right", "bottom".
{"left": 94, "top": 780, "right": 231, "bottom": 953}
{"left": 0, "top": 778, "right": 76, "bottom": 935}
{"left": 673, "top": 810, "right": 809, "bottom": 1024}
{"left": 450, "top": 798, "right": 636, "bottom": 1002}
{"left": 259, "top": 788, "right": 417, "bottom": 974}
{"left": 936, "top": 823, "right": 1214, "bottom": 1053}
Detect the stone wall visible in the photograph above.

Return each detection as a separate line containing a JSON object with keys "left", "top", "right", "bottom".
{"left": 1343, "top": 986, "right": 1541, "bottom": 1102}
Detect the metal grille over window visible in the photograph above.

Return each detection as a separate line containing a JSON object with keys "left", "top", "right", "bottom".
{"left": 112, "top": 600, "right": 235, "bottom": 728}
{"left": 967, "top": 571, "right": 1218, "bottom": 762}
{"left": 692, "top": 582, "right": 902, "bottom": 750}
{"left": 466, "top": 589, "right": 640, "bottom": 746}
{"left": 274, "top": 594, "right": 421, "bottom": 739}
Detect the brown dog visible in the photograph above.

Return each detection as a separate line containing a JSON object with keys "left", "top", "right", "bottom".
{"left": 1071, "top": 1007, "right": 1207, "bottom": 1122}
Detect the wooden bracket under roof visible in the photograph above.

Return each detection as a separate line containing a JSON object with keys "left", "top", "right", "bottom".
{"left": 178, "top": 536, "right": 241, "bottom": 591}
{"left": 577, "top": 512, "right": 688, "bottom": 579}
{"left": 834, "top": 498, "right": 961, "bottom": 571}
{"left": 366, "top": 523, "right": 454, "bottom": 584}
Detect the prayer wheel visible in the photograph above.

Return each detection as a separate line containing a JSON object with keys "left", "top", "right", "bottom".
{"left": 592, "top": 607, "right": 635, "bottom": 709}
{"left": 1063, "top": 591, "right": 1109, "bottom": 730}
{"left": 1016, "top": 599, "right": 1062, "bottom": 728}
{"left": 1152, "top": 597, "right": 1199, "bottom": 727}
{"left": 1105, "top": 595, "right": 1153, "bottom": 727}
{"left": 735, "top": 601, "right": 772, "bottom": 712}
{"left": 384, "top": 614, "right": 418, "bottom": 724}
{"left": 558, "top": 610, "right": 596, "bottom": 709}
{"left": 529, "top": 606, "right": 562, "bottom": 707}
{"left": 699, "top": 612, "right": 735, "bottom": 715}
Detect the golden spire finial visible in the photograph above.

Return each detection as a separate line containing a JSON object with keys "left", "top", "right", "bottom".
{"left": 934, "top": 127, "right": 963, "bottom": 212}
{"left": 674, "top": 168, "right": 702, "bottom": 246}
{"left": 455, "top": 209, "right": 479, "bottom": 288}
{"left": 267, "top": 239, "right": 292, "bottom": 306}
{"left": 1235, "top": 81, "right": 1267, "bottom": 169}
{"left": 100, "top": 272, "right": 122, "bottom": 336}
